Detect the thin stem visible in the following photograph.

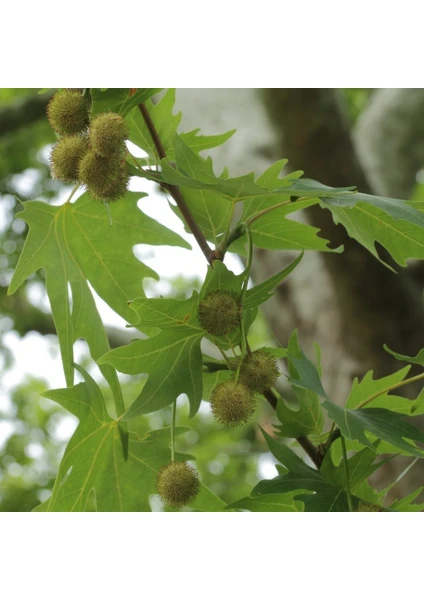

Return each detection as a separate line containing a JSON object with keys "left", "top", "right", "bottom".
{"left": 235, "top": 224, "right": 252, "bottom": 383}
{"left": 64, "top": 183, "right": 81, "bottom": 205}
{"left": 217, "top": 346, "right": 233, "bottom": 369}
{"left": 138, "top": 102, "right": 215, "bottom": 265}
{"left": 234, "top": 318, "right": 246, "bottom": 384}
{"left": 219, "top": 201, "right": 236, "bottom": 253}
{"left": 383, "top": 456, "right": 420, "bottom": 500}
{"left": 359, "top": 371, "right": 424, "bottom": 408}
{"left": 105, "top": 203, "right": 113, "bottom": 226}
{"left": 240, "top": 224, "right": 253, "bottom": 303}
{"left": 341, "top": 435, "right": 353, "bottom": 512}
{"left": 245, "top": 197, "right": 311, "bottom": 227}
{"left": 171, "top": 399, "right": 177, "bottom": 463}
{"left": 127, "top": 151, "right": 163, "bottom": 183}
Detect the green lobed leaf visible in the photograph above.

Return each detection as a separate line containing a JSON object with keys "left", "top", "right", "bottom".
{"left": 320, "top": 442, "right": 381, "bottom": 491}
{"left": 321, "top": 195, "right": 424, "bottom": 269}
{"left": 35, "top": 367, "right": 224, "bottom": 512}
{"left": 252, "top": 430, "right": 350, "bottom": 512}
{"left": 274, "top": 331, "right": 324, "bottom": 439}
{"left": 90, "top": 88, "right": 162, "bottom": 117}
{"left": 8, "top": 193, "right": 189, "bottom": 385}
{"left": 390, "top": 487, "right": 424, "bottom": 512}
{"left": 345, "top": 367, "right": 412, "bottom": 410}
{"left": 322, "top": 190, "right": 424, "bottom": 228}
{"left": 179, "top": 128, "right": 236, "bottom": 155}
{"left": 275, "top": 395, "right": 324, "bottom": 439}
{"left": 169, "top": 136, "right": 233, "bottom": 244}
{"left": 161, "top": 147, "right": 345, "bottom": 253}
{"left": 99, "top": 294, "right": 204, "bottom": 419}
{"left": 286, "top": 330, "right": 329, "bottom": 400}
{"left": 323, "top": 400, "right": 424, "bottom": 457}
{"left": 90, "top": 89, "right": 129, "bottom": 116}
{"left": 226, "top": 493, "right": 304, "bottom": 512}
{"left": 384, "top": 344, "right": 424, "bottom": 367}
{"left": 200, "top": 259, "right": 246, "bottom": 300}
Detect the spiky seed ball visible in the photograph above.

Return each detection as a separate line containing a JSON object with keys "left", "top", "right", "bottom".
{"left": 210, "top": 380, "right": 255, "bottom": 427}
{"left": 355, "top": 501, "right": 384, "bottom": 512}
{"left": 197, "top": 289, "right": 241, "bottom": 336}
{"left": 239, "top": 349, "right": 280, "bottom": 393}
{"left": 47, "top": 89, "right": 90, "bottom": 135}
{"left": 89, "top": 112, "right": 129, "bottom": 158}
{"left": 156, "top": 461, "right": 200, "bottom": 508}
{"left": 78, "top": 150, "right": 129, "bottom": 202}
{"left": 49, "top": 135, "right": 89, "bottom": 182}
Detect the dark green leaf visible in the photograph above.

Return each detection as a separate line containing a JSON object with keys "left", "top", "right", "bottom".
{"left": 287, "top": 330, "right": 329, "bottom": 399}
{"left": 323, "top": 401, "right": 424, "bottom": 457}
{"left": 226, "top": 493, "right": 304, "bottom": 512}
{"left": 252, "top": 430, "right": 349, "bottom": 512}
{"left": 320, "top": 443, "right": 381, "bottom": 491}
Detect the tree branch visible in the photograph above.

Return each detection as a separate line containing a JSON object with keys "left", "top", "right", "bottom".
{"left": 138, "top": 102, "right": 216, "bottom": 264}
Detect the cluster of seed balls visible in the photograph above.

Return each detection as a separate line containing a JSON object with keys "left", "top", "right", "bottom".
{"left": 47, "top": 89, "right": 130, "bottom": 202}
{"left": 198, "top": 288, "right": 280, "bottom": 427}
{"left": 155, "top": 288, "right": 280, "bottom": 509}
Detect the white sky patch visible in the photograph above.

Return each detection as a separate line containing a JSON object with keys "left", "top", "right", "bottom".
{"left": 50, "top": 415, "right": 78, "bottom": 443}
{"left": 257, "top": 453, "right": 278, "bottom": 479}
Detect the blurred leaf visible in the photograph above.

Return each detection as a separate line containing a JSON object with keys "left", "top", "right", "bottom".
{"left": 390, "top": 487, "right": 424, "bottom": 512}
{"left": 227, "top": 493, "right": 304, "bottom": 512}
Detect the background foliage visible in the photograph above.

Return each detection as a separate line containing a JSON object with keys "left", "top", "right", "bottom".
{"left": 2, "top": 88, "right": 424, "bottom": 511}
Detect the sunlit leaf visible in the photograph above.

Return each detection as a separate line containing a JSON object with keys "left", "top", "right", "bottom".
{"left": 8, "top": 193, "right": 188, "bottom": 386}
{"left": 99, "top": 295, "right": 204, "bottom": 419}
{"left": 34, "top": 367, "right": 224, "bottom": 512}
